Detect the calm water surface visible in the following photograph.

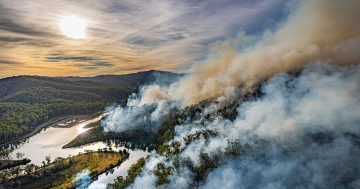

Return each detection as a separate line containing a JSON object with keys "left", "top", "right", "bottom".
{"left": 9, "top": 115, "right": 148, "bottom": 188}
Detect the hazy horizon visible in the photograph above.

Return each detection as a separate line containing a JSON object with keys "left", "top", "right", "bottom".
{"left": 0, "top": 69, "right": 179, "bottom": 79}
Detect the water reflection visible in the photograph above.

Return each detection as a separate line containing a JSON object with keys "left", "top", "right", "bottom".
{"left": 7, "top": 115, "right": 149, "bottom": 188}
{"left": 9, "top": 115, "right": 103, "bottom": 165}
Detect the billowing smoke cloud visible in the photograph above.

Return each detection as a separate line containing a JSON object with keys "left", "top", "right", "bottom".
{"left": 200, "top": 137, "right": 360, "bottom": 189}
{"left": 103, "top": 1, "right": 360, "bottom": 187}
{"left": 128, "top": 63, "right": 360, "bottom": 189}
{"left": 168, "top": 0, "right": 360, "bottom": 105}
{"left": 73, "top": 169, "right": 92, "bottom": 189}
{"left": 102, "top": 84, "right": 178, "bottom": 134}
{"left": 103, "top": 0, "right": 360, "bottom": 132}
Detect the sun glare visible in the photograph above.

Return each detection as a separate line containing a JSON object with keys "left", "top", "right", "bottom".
{"left": 59, "top": 15, "right": 86, "bottom": 39}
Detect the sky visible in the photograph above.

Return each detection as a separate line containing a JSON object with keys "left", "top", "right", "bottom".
{"left": 0, "top": 0, "right": 287, "bottom": 77}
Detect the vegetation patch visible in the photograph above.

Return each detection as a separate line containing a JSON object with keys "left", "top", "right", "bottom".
{"left": 0, "top": 151, "right": 129, "bottom": 189}
{"left": 0, "top": 159, "right": 31, "bottom": 171}
{"left": 63, "top": 126, "right": 154, "bottom": 150}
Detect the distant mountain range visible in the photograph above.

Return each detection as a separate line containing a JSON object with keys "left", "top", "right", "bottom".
{"left": 0, "top": 70, "right": 180, "bottom": 104}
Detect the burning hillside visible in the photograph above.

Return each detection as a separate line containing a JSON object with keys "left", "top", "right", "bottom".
{"left": 102, "top": 0, "right": 360, "bottom": 188}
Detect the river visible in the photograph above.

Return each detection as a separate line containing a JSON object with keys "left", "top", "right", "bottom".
{"left": 9, "top": 115, "right": 148, "bottom": 188}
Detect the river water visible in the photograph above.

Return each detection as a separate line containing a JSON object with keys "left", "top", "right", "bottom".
{"left": 8, "top": 115, "right": 148, "bottom": 188}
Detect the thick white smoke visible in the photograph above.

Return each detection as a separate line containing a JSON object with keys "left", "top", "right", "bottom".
{"left": 168, "top": 0, "right": 360, "bottom": 105}
{"left": 102, "top": 85, "right": 178, "bottom": 134}
{"left": 103, "top": 0, "right": 360, "bottom": 133}
{"left": 128, "top": 63, "right": 360, "bottom": 189}
{"left": 102, "top": 1, "right": 360, "bottom": 187}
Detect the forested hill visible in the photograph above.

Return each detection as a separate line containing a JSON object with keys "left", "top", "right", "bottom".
{"left": 58, "top": 70, "right": 177, "bottom": 86}
{"left": 0, "top": 70, "right": 179, "bottom": 144}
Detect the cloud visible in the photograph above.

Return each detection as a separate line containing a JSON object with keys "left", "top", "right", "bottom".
{"left": 0, "top": 19, "right": 52, "bottom": 37}
{"left": 123, "top": 35, "right": 168, "bottom": 48}
{"left": 0, "top": 0, "right": 287, "bottom": 77}
{"left": 0, "top": 11, "right": 54, "bottom": 38}
{"left": 45, "top": 54, "right": 114, "bottom": 69}
{"left": 0, "top": 59, "right": 21, "bottom": 65}
{"left": 73, "top": 62, "right": 113, "bottom": 70}
{"left": 0, "top": 36, "right": 32, "bottom": 43}
{"left": 45, "top": 54, "right": 100, "bottom": 62}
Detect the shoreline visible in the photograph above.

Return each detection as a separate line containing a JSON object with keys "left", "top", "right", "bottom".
{"left": 0, "top": 111, "right": 103, "bottom": 148}
{"left": 88, "top": 151, "right": 130, "bottom": 185}
{"left": 1, "top": 151, "right": 129, "bottom": 189}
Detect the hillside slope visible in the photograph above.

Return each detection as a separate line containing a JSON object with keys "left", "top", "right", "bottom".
{"left": 0, "top": 70, "right": 179, "bottom": 145}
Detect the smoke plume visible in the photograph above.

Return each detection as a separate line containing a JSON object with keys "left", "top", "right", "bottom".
{"left": 102, "top": 1, "right": 360, "bottom": 188}
{"left": 103, "top": 0, "right": 360, "bottom": 132}
{"left": 102, "top": 84, "right": 178, "bottom": 134}
{"left": 168, "top": 0, "right": 360, "bottom": 105}
{"left": 128, "top": 63, "right": 360, "bottom": 189}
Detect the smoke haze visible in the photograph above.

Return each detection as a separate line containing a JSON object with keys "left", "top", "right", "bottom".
{"left": 100, "top": 1, "right": 360, "bottom": 188}
{"left": 103, "top": 84, "right": 178, "bottom": 134}
{"left": 129, "top": 63, "right": 360, "bottom": 189}
{"left": 169, "top": 0, "right": 360, "bottom": 105}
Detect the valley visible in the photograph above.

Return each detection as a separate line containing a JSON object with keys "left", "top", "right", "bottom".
{"left": 0, "top": 70, "right": 177, "bottom": 188}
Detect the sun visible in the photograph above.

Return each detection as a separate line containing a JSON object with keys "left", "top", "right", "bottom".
{"left": 59, "top": 15, "right": 86, "bottom": 39}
